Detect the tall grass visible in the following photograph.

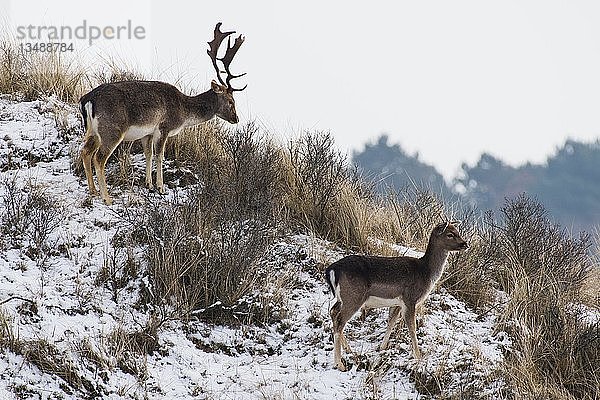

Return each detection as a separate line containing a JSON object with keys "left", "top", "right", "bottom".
{"left": 0, "top": 38, "right": 144, "bottom": 102}
{"left": 0, "top": 40, "right": 89, "bottom": 102}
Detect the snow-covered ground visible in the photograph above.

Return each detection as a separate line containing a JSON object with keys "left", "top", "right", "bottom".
{"left": 0, "top": 96, "right": 511, "bottom": 399}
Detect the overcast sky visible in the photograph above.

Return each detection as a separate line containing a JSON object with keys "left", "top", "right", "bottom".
{"left": 4, "top": 0, "right": 600, "bottom": 180}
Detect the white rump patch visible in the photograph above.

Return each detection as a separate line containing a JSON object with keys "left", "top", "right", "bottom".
{"left": 84, "top": 102, "right": 98, "bottom": 133}
{"left": 84, "top": 101, "right": 93, "bottom": 119}
{"left": 329, "top": 270, "right": 341, "bottom": 302}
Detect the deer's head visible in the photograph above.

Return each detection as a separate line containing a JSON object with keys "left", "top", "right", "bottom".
{"left": 433, "top": 221, "right": 469, "bottom": 251}
{"left": 207, "top": 22, "right": 247, "bottom": 124}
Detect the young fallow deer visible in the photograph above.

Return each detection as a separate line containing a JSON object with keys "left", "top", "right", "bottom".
{"left": 79, "top": 22, "right": 247, "bottom": 205}
{"left": 325, "top": 221, "right": 468, "bottom": 371}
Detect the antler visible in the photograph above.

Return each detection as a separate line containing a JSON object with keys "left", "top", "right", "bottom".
{"left": 206, "top": 23, "right": 247, "bottom": 92}
{"left": 207, "top": 23, "right": 233, "bottom": 87}
{"left": 222, "top": 35, "right": 247, "bottom": 91}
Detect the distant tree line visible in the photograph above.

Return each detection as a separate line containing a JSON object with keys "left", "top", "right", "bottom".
{"left": 352, "top": 135, "right": 451, "bottom": 196}
{"left": 353, "top": 135, "right": 600, "bottom": 232}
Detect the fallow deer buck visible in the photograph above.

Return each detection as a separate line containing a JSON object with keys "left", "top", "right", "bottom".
{"left": 325, "top": 221, "right": 468, "bottom": 371}
{"left": 79, "top": 22, "right": 247, "bottom": 205}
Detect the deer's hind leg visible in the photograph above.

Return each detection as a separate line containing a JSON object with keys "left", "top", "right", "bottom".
{"left": 330, "top": 301, "right": 347, "bottom": 371}
{"left": 81, "top": 132, "right": 100, "bottom": 196}
{"left": 330, "top": 293, "right": 365, "bottom": 371}
{"left": 93, "top": 128, "right": 123, "bottom": 205}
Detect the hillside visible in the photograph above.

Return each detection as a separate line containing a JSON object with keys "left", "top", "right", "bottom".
{"left": 0, "top": 95, "right": 597, "bottom": 400}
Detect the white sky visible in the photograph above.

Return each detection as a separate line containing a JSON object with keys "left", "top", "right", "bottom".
{"left": 3, "top": 0, "right": 600, "bottom": 180}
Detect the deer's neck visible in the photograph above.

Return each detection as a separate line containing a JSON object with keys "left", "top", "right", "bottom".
{"left": 185, "top": 89, "right": 217, "bottom": 124}
{"left": 421, "top": 239, "right": 449, "bottom": 282}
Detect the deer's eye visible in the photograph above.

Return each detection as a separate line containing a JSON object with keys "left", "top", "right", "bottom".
{"left": 446, "top": 233, "right": 455, "bottom": 239}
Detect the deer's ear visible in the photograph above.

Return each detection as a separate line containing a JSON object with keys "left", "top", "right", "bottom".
{"left": 211, "top": 80, "right": 225, "bottom": 93}
{"left": 436, "top": 222, "right": 449, "bottom": 235}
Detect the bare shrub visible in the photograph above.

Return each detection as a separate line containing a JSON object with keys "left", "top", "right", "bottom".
{"left": 219, "top": 121, "right": 285, "bottom": 220}
{"left": 166, "top": 121, "right": 285, "bottom": 219}
{"left": 286, "top": 131, "right": 347, "bottom": 229}
{"left": 26, "top": 187, "right": 64, "bottom": 249}
{"left": 167, "top": 125, "right": 405, "bottom": 253}
{"left": 285, "top": 131, "right": 386, "bottom": 249}
{"left": 490, "top": 195, "right": 598, "bottom": 400}
{"left": 0, "top": 308, "right": 16, "bottom": 350}
{"left": 0, "top": 175, "right": 30, "bottom": 245}
{"left": 0, "top": 176, "right": 64, "bottom": 250}
{"left": 110, "top": 123, "right": 284, "bottom": 323}
{"left": 115, "top": 171, "right": 276, "bottom": 325}
{"left": 496, "top": 195, "right": 591, "bottom": 297}
{"left": 95, "top": 241, "right": 140, "bottom": 303}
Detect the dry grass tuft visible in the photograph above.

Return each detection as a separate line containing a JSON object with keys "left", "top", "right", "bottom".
{"left": 0, "top": 40, "right": 89, "bottom": 102}
{"left": 1, "top": 334, "right": 98, "bottom": 395}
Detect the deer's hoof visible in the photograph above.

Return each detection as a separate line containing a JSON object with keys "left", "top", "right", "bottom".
{"left": 336, "top": 361, "right": 347, "bottom": 372}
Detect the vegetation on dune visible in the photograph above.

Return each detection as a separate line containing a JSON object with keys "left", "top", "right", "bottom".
{"left": 0, "top": 39, "right": 598, "bottom": 399}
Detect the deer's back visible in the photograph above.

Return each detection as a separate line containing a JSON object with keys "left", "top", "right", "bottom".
{"left": 80, "top": 81, "right": 187, "bottom": 127}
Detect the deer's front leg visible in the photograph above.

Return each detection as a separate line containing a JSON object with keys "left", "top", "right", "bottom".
{"left": 155, "top": 135, "right": 168, "bottom": 194}
{"left": 380, "top": 306, "right": 402, "bottom": 350}
{"left": 141, "top": 136, "right": 154, "bottom": 190}
{"left": 404, "top": 304, "right": 421, "bottom": 359}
